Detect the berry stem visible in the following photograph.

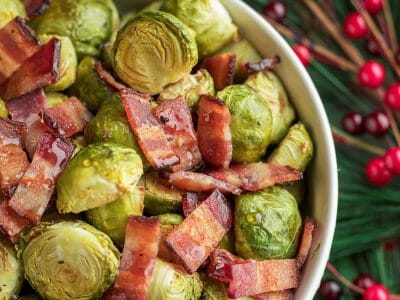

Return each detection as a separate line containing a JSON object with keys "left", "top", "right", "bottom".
{"left": 326, "top": 262, "right": 364, "bottom": 294}
{"left": 382, "top": 0, "right": 398, "bottom": 51}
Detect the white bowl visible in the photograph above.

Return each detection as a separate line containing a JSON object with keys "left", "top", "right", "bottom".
{"left": 118, "top": 1, "right": 338, "bottom": 299}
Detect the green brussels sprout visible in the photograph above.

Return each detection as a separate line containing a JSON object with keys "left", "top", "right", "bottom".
{"left": 144, "top": 172, "right": 182, "bottom": 215}
{"left": 70, "top": 56, "right": 114, "bottom": 112}
{"left": 30, "top": 0, "right": 113, "bottom": 57}
{"left": 159, "top": 213, "right": 184, "bottom": 234}
{"left": 101, "top": 0, "right": 120, "bottom": 32}
{"left": 45, "top": 92, "right": 68, "bottom": 107}
{"left": 147, "top": 259, "right": 203, "bottom": 300}
{"left": 0, "top": 238, "right": 24, "bottom": 299}
{"left": 71, "top": 135, "right": 87, "bottom": 157}
{"left": 86, "top": 185, "right": 144, "bottom": 246}
{"left": 218, "top": 229, "right": 235, "bottom": 253}
{"left": 245, "top": 71, "right": 295, "bottom": 144}
{"left": 158, "top": 69, "right": 215, "bottom": 109}
{"left": 217, "top": 84, "right": 272, "bottom": 163}
{"left": 200, "top": 274, "right": 252, "bottom": 300}
{"left": 20, "top": 221, "right": 120, "bottom": 300}
{"left": 0, "top": 98, "right": 9, "bottom": 118}
{"left": 39, "top": 34, "right": 77, "bottom": 92}
{"left": 57, "top": 142, "right": 143, "bottom": 214}
{"left": 235, "top": 187, "right": 302, "bottom": 260}
{"left": 161, "top": 0, "right": 238, "bottom": 57}
{"left": 0, "top": 0, "right": 26, "bottom": 28}
{"left": 113, "top": 11, "right": 198, "bottom": 95}
{"left": 267, "top": 122, "right": 314, "bottom": 172}
{"left": 102, "top": 30, "right": 118, "bottom": 68}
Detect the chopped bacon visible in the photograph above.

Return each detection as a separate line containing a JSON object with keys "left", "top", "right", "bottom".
{"left": 24, "top": 120, "right": 52, "bottom": 159}
{"left": 154, "top": 98, "right": 201, "bottom": 171}
{"left": 169, "top": 171, "right": 242, "bottom": 195}
{"left": 203, "top": 53, "right": 237, "bottom": 90}
{"left": 242, "top": 56, "right": 281, "bottom": 74}
{"left": 165, "top": 190, "right": 232, "bottom": 274}
{"left": 41, "top": 97, "right": 92, "bottom": 138}
{"left": 0, "top": 118, "right": 26, "bottom": 146}
{"left": 23, "top": 0, "right": 52, "bottom": 18}
{"left": 120, "top": 88, "right": 179, "bottom": 169}
{"left": 0, "top": 17, "right": 39, "bottom": 85}
{"left": 0, "top": 201, "right": 29, "bottom": 238}
{"left": 94, "top": 61, "right": 126, "bottom": 90}
{"left": 253, "top": 290, "right": 294, "bottom": 300}
{"left": 208, "top": 248, "right": 244, "bottom": 282}
{"left": 197, "top": 95, "right": 232, "bottom": 169}
{"left": 182, "top": 192, "right": 202, "bottom": 218}
{"left": 9, "top": 132, "right": 75, "bottom": 223}
{"left": 0, "top": 38, "right": 60, "bottom": 100}
{"left": 296, "top": 218, "right": 314, "bottom": 269}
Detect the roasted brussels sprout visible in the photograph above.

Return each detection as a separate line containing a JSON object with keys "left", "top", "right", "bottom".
{"left": 0, "top": 238, "right": 24, "bottom": 299}
{"left": 57, "top": 142, "right": 143, "bottom": 213}
{"left": 246, "top": 71, "right": 295, "bottom": 144}
{"left": 86, "top": 185, "right": 144, "bottom": 246}
{"left": 268, "top": 122, "right": 314, "bottom": 172}
{"left": 217, "top": 84, "right": 272, "bottom": 163}
{"left": 0, "top": 98, "right": 9, "bottom": 118}
{"left": 159, "top": 213, "right": 184, "bottom": 231}
{"left": 158, "top": 69, "right": 215, "bottom": 109}
{"left": 45, "top": 92, "right": 68, "bottom": 107}
{"left": 218, "top": 229, "right": 235, "bottom": 253}
{"left": 30, "top": 0, "right": 113, "bottom": 57}
{"left": 161, "top": 0, "right": 238, "bottom": 57}
{"left": 20, "top": 221, "right": 120, "bottom": 300}
{"left": 147, "top": 259, "right": 203, "bottom": 300}
{"left": 102, "top": 0, "right": 120, "bottom": 32}
{"left": 0, "top": 0, "right": 26, "bottom": 28}
{"left": 113, "top": 11, "right": 198, "bottom": 95}
{"left": 235, "top": 187, "right": 302, "bottom": 259}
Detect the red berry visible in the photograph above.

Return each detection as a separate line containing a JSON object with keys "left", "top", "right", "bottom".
{"left": 365, "top": 36, "right": 381, "bottom": 56}
{"left": 318, "top": 280, "right": 343, "bottom": 300}
{"left": 341, "top": 112, "right": 365, "bottom": 135}
{"left": 363, "top": 284, "right": 390, "bottom": 300}
{"left": 365, "top": 157, "right": 393, "bottom": 186}
{"left": 358, "top": 61, "right": 386, "bottom": 88}
{"left": 365, "top": 111, "right": 390, "bottom": 136}
{"left": 384, "top": 83, "right": 400, "bottom": 110}
{"left": 343, "top": 12, "right": 369, "bottom": 39}
{"left": 363, "top": 0, "right": 383, "bottom": 14}
{"left": 353, "top": 274, "right": 375, "bottom": 290}
{"left": 262, "top": 1, "right": 287, "bottom": 22}
{"left": 384, "top": 147, "right": 400, "bottom": 175}
{"left": 292, "top": 44, "right": 312, "bottom": 67}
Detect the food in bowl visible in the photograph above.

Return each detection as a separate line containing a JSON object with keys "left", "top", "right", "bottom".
{"left": 0, "top": 0, "right": 317, "bottom": 299}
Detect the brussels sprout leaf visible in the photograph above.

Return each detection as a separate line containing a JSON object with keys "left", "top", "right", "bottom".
{"left": 0, "top": 201, "right": 29, "bottom": 238}
{"left": 202, "top": 53, "right": 237, "bottom": 90}
{"left": 23, "top": 0, "right": 51, "bottom": 18}
{"left": 296, "top": 217, "right": 314, "bottom": 269}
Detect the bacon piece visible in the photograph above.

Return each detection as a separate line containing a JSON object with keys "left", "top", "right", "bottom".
{"left": 0, "top": 201, "right": 29, "bottom": 238}
{"left": 94, "top": 61, "right": 126, "bottom": 90}
{"left": 0, "top": 17, "right": 39, "bottom": 85}
{"left": 197, "top": 95, "right": 232, "bottom": 169}
{"left": 169, "top": 171, "right": 241, "bottom": 195}
{"left": 296, "top": 218, "right": 314, "bottom": 269}
{"left": 9, "top": 132, "right": 75, "bottom": 223}
{"left": 0, "top": 118, "right": 26, "bottom": 146}
{"left": 242, "top": 56, "right": 281, "bottom": 74}
{"left": 24, "top": 120, "right": 52, "bottom": 159}
{"left": 23, "top": 0, "right": 52, "bottom": 18}
{"left": 154, "top": 98, "right": 201, "bottom": 171}
{"left": 165, "top": 190, "right": 232, "bottom": 274}
{"left": 253, "top": 290, "right": 294, "bottom": 300}
{"left": 41, "top": 97, "right": 92, "bottom": 138}
{"left": 182, "top": 193, "right": 202, "bottom": 218}
{"left": 120, "top": 88, "right": 179, "bottom": 169}
{"left": 0, "top": 38, "right": 60, "bottom": 100}
{"left": 208, "top": 248, "right": 244, "bottom": 282}
{"left": 203, "top": 53, "right": 237, "bottom": 90}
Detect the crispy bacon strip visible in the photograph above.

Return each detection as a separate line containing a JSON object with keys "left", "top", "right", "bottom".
{"left": 23, "top": 0, "right": 52, "bottom": 18}
{"left": 242, "top": 56, "right": 281, "bottom": 74}
{"left": 9, "top": 132, "right": 75, "bottom": 223}
{"left": 182, "top": 193, "right": 202, "bottom": 218}
{"left": 252, "top": 290, "right": 294, "bottom": 300}
{"left": 296, "top": 218, "right": 315, "bottom": 269}
{"left": 203, "top": 53, "right": 237, "bottom": 90}
{"left": 0, "top": 38, "right": 60, "bottom": 100}
{"left": 0, "top": 17, "right": 39, "bottom": 85}
{"left": 165, "top": 190, "right": 232, "bottom": 274}
{"left": 208, "top": 248, "right": 243, "bottom": 282}
{"left": 197, "top": 95, "right": 232, "bottom": 169}
{"left": 0, "top": 201, "right": 29, "bottom": 238}
{"left": 24, "top": 120, "right": 52, "bottom": 159}
{"left": 94, "top": 61, "right": 126, "bottom": 90}
{"left": 169, "top": 171, "right": 242, "bottom": 195}
{"left": 41, "top": 97, "right": 92, "bottom": 138}
{"left": 154, "top": 98, "right": 201, "bottom": 171}
{"left": 120, "top": 88, "right": 179, "bottom": 169}
{"left": 0, "top": 118, "right": 26, "bottom": 146}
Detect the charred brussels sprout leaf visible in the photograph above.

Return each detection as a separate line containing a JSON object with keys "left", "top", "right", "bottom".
{"left": 0, "top": 238, "right": 24, "bottom": 299}
{"left": 0, "top": 98, "right": 9, "bottom": 118}
{"left": 0, "top": 0, "right": 26, "bottom": 28}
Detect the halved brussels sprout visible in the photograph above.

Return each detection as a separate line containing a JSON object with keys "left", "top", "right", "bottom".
{"left": 113, "top": 11, "right": 198, "bottom": 95}
{"left": 147, "top": 259, "right": 203, "bottom": 300}
{"left": 158, "top": 69, "right": 215, "bottom": 109}
{"left": 0, "top": 98, "right": 9, "bottom": 118}
{"left": 161, "top": 0, "right": 238, "bottom": 57}
{"left": 217, "top": 84, "right": 272, "bottom": 163}
{"left": 246, "top": 71, "right": 295, "bottom": 144}
{"left": 267, "top": 122, "right": 314, "bottom": 172}
{"left": 0, "top": 0, "right": 26, "bottom": 28}
{"left": 0, "top": 238, "right": 24, "bottom": 299}
{"left": 57, "top": 142, "right": 143, "bottom": 213}
{"left": 45, "top": 92, "right": 68, "bottom": 107}
{"left": 86, "top": 185, "right": 144, "bottom": 246}
{"left": 20, "top": 221, "right": 120, "bottom": 300}
{"left": 235, "top": 187, "right": 302, "bottom": 260}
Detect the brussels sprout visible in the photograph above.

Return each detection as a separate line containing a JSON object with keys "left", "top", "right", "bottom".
{"left": 70, "top": 56, "right": 114, "bottom": 111}
{"left": 144, "top": 172, "right": 182, "bottom": 215}
{"left": 159, "top": 213, "right": 184, "bottom": 234}
{"left": 113, "top": 11, "right": 198, "bottom": 95}
{"left": 39, "top": 34, "right": 77, "bottom": 92}
{"left": 20, "top": 221, "right": 120, "bottom": 300}
{"left": 218, "top": 229, "right": 235, "bottom": 253}
{"left": 0, "top": 238, "right": 24, "bottom": 299}
{"left": 246, "top": 71, "right": 295, "bottom": 144}
{"left": 30, "top": 0, "right": 113, "bottom": 57}
{"left": 161, "top": 0, "right": 238, "bottom": 57}
{"left": 57, "top": 142, "right": 143, "bottom": 213}
{"left": 267, "top": 122, "right": 314, "bottom": 172}
{"left": 0, "top": 0, "right": 26, "bottom": 28}
{"left": 158, "top": 69, "right": 215, "bottom": 109}
{"left": 217, "top": 84, "right": 272, "bottom": 163}
{"left": 235, "top": 187, "right": 302, "bottom": 259}
{"left": 71, "top": 135, "right": 87, "bottom": 157}
{"left": 45, "top": 92, "right": 68, "bottom": 107}
{"left": 86, "top": 185, "right": 144, "bottom": 246}
{"left": 0, "top": 98, "right": 9, "bottom": 118}
{"left": 147, "top": 259, "right": 203, "bottom": 300}
{"left": 101, "top": 0, "right": 120, "bottom": 32}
